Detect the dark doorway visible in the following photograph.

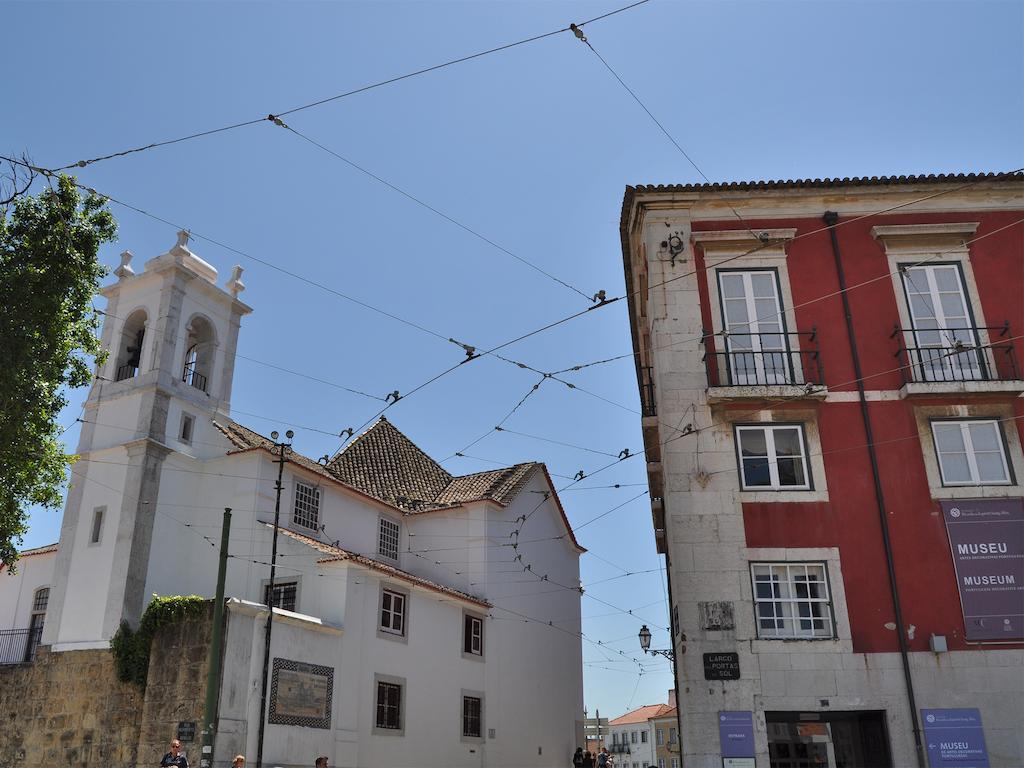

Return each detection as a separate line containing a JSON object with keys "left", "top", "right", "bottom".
{"left": 765, "top": 711, "right": 892, "bottom": 768}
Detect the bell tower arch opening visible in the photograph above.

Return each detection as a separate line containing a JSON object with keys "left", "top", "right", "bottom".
{"left": 114, "top": 308, "right": 148, "bottom": 382}
{"left": 181, "top": 315, "right": 216, "bottom": 394}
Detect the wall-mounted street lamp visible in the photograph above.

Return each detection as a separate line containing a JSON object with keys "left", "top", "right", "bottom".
{"left": 638, "top": 624, "right": 676, "bottom": 662}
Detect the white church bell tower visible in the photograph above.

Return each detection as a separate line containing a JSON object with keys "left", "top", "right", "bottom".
{"left": 43, "top": 232, "right": 251, "bottom": 649}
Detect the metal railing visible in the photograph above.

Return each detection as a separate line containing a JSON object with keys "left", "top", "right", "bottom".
{"left": 704, "top": 330, "right": 824, "bottom": 388}
{"left": 892, "top": 324, "right": 1020, "bottom": 385}
{"left": 182, "top": 366, "right": 208, "bottom": 393}
{"left": 0, "top": 627, "right": 43, "bottom": 665}
{"left": 115, "top": 363, "right": 138, "bottom": 382}
{"left": 608, "top": 743, "right": 631, "bottom": 754}
{"left": 639, "top": 365, "right": 656, "bottom": 417}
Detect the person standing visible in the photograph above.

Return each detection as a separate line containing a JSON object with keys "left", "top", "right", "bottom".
{"left": 232, "top": 757, "right": 245, "bottom": 768}
{"left": 597, "top": 746, "right": 610, "bottom": 768}
{"left": 573, "top": 747, "right": 585, "bottom": 767}
{"left": 160, "top": 740, "right": 188, "bottom": 768}
{"left": 582, "top": 751, "right": 595, "bottom": 768}
{"left": 315, "top": 758, "right": 329, "bottom": 768}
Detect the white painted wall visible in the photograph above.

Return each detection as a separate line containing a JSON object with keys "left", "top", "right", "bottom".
{"left": 0, "top": 550, "right": 56, "bottom": 633}
{"left": 606, "top": 721, "right": 657, "bottom": 768}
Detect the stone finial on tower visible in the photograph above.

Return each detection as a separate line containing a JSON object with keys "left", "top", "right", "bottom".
{"left": 172, "top": 229, "right": 193, "bottom": 256}
{"left": 227, "top": 265, "right": 246, "bottom": 298}
{"left": 114, "top": 250, "right": 135, "bottom": 280}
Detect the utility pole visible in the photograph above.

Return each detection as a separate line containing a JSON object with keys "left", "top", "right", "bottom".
{"left": 256, "top": 431, "right": 292, "bottom": 768}
{"left": 199, "top": 508, "right": 232, "bottom": 768}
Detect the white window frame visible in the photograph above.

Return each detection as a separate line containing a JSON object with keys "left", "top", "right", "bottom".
{"left": 657, "top": 728, "right": 664, "bottom": 746}
{"left": 380, "top": 588, "right": 407, "bottom": 637}
{"left": 751, "top": 562, "right": 834, "bottom": 640}
{"left": 735, "top": 424, "right": 812, "bottom": 491}
{"left": 292, "top": 480, "right": 320, "bottom": 530}
{"left": 463, "top": 611, "right": 484, "bottom": 658}
{"left": 378, "top": 516, "right": 400, "bottom": 561}
{"left": 931, "top": 419, "right": 1012, "bottom": 487}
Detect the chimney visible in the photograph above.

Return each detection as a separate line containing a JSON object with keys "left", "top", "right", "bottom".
{"left": 667, "top": 689, "right": 677, "bottom": 708}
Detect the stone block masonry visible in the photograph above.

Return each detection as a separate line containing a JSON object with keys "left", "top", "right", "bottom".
{"left": 0, "top": 602, "right": 213, "bottom": 768}
{"left": 0, "top": 647, "right": 143, "bottom": 767}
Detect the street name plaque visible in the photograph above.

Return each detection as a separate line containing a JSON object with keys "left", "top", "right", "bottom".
{"left": 704, "top": 652, "right": 740, "bottom": 680}
{"left": 176, "top": 721, "right": 196, "bottom": 742}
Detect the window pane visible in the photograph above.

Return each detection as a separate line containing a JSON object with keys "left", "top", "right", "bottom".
{"left": 742, "top": 458, "right": 771, "bottom": 487}
{"left": 772, "top": 428, "right": 802, "bottom": 456}
{"left": 776, "top": 457, "right": 806, "bottom": 487}
{"left": 933, "top": 266, "right": 961, "bottom": 293}
{"left": 968, "top": 422, "right": 1000, "bottom": 452}
{"left": 739, "top": 429, "right": 767, "bottom": 456}
{"left": 975, "top": 452, "right": 1009, "bottom": 483}
{"left": 751, "top": 273, "right": 775, "bottom": 297}
{"left": 933, "top": 424, "right": 966, "bottom": 453}
{"left": 720, "top": 274, "right": 745, "bottom": 299}
{"left": 941, "top": 453, "right": 972, "bottom": 483}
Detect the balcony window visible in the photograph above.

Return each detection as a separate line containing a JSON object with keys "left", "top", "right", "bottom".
{"left": 735, "top": 425, "right": 811, "bottom": 491}
{"left": 932, "top": 420, "right": 1012, "bottom": 486}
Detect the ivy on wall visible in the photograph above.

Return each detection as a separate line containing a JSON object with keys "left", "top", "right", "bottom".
{"left": 110, "top": 595, "right": 207, "bottom": 688}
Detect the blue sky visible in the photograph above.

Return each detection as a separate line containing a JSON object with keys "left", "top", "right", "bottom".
{"left": 5, "top": 0, "right": 1022, "bottom": 718}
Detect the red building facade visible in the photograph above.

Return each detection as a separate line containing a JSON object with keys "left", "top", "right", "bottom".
{"left": 621, "top": 173, "right": 1023, "bottom": 768}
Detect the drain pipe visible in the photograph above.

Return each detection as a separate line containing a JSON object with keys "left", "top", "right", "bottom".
{"left": 823, "top": 211, "right": 925, "bottom": 768}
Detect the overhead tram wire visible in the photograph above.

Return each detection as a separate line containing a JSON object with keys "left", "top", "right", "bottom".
{"left": 274, "top": 121, "right": 594, "bottom": 303}
{"left": 50, "top": 0, "right": 654, "bottom": 172}
{"left": 10, "top": 156, "right": 1016, "bottom": 452}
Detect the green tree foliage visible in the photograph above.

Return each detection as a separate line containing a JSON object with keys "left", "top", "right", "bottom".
{"left": 0, "top": 175, "right": 115, "bottom": 570}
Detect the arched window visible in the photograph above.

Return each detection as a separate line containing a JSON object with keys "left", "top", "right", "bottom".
{"left": 182, "top": 316, "right": 215, "bottom": 393}
{"left": 26, "top": 587, "right": 48, "bottom": 661}
{"left": 114, "top": 310, "right": 147, "bottom": 381}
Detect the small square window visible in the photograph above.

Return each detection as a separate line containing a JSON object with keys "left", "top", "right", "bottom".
{"left": 462, "top": 696, "right": 482, "bottom": 738}
{"left": 293, "top": 481, "right": 321, "bottom": 530}
{"left": 736, "top": 424, "right": 811, "bottom": 490}
{"left": 751, "top": 562, "right": 834, "bottom": 639}
{"left": 381, "top": 589, "right": 406, "bottom": 636}
{"left": 179, "top": 412, "right": 195, "bottom": 445}
{"left": 463, "top": 614, "right": 483, "bottom": 656}
{"left": 379, "top": 517, "right": 400, "bottom": 560}
{"left": 376, "top": 681, "right": 402, "bottom": 730}
{"left": 932, "top": 419, "right": 1011, "bottom": 486}
{"left": 264, "top": 581, "right": 297, "bottom": 612}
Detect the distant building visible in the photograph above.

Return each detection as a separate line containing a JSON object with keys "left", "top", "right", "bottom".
{"left": 649, "top": 707, "right": 679, "bottom": 768}
{"left": 620, "top": 172, "right": 1024, "bottom": 767}
{"left": 607, "top": 703, "right": 672, "bottom": 767}
{"left": 0, "top": 234, "right": 585, "bottom": 767}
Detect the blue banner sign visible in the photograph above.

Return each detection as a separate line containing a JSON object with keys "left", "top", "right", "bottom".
{"left": 718, "top": 711, "right": 755, "bottom": 758}
{"left": 922, "top": 708, "right": 989, "bottom": 768}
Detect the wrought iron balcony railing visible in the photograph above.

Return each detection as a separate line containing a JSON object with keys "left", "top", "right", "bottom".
{"left": 639, "top": 365, "right": 657, "bottom": 417}
{"left": 704, "top": 330, "right": 824, "bottom": 389}
{"left": 182, "top": 366, "right": 208, "bottom": 393}
{"left": 115, "top": 363, "right": 138, "bottom": 382}
{"left": 892, "top": 324, "right": 1020, "bottom": 385}
{"left": 0, "top": 627, "right": 43, "bottom": 665}
{"left": 608, "top": 743, "right": 631, "bottom": 754}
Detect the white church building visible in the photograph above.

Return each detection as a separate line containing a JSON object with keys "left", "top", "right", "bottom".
{"left": 0, "top": 234, "right": 585, "bottom": 767}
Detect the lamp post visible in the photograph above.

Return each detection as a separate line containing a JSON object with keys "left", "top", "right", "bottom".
{"left": 255, "top": 430, "right": 292, "bottom": 768}
{"left": 638, "top": 624, "right": 676, "bottom": 661}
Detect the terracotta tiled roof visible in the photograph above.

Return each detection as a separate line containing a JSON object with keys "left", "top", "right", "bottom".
{"left": 213, "top": 416, "right": 583, "bottom": 550}
{"left": 650, "top": 706, "right": 677, "bottom": 721}
{"left": 610, "top": 703, "right": 674, "bottom": 725}
{"left": 328, "top": 417, "right": 454, "bottom": 508}
{"left": 430, "top": 463, "right": 540, "bottom": 509}
{"left": 267, "top": 523, "right": 491, "bottom": 608}
{"left": 627, "top": 170, "right": 1022, "bottom": 196}
{"left": 1, "top": 542, "right": 59, "bottom": 570}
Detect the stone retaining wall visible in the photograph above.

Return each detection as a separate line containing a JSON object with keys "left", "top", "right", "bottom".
{"left": 0, "top": 603, "right": 213, "bottom": 768}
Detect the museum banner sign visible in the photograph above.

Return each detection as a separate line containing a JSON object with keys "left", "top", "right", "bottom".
{"left": 940, "top": 498, "right": 1024, "bottom": 641}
